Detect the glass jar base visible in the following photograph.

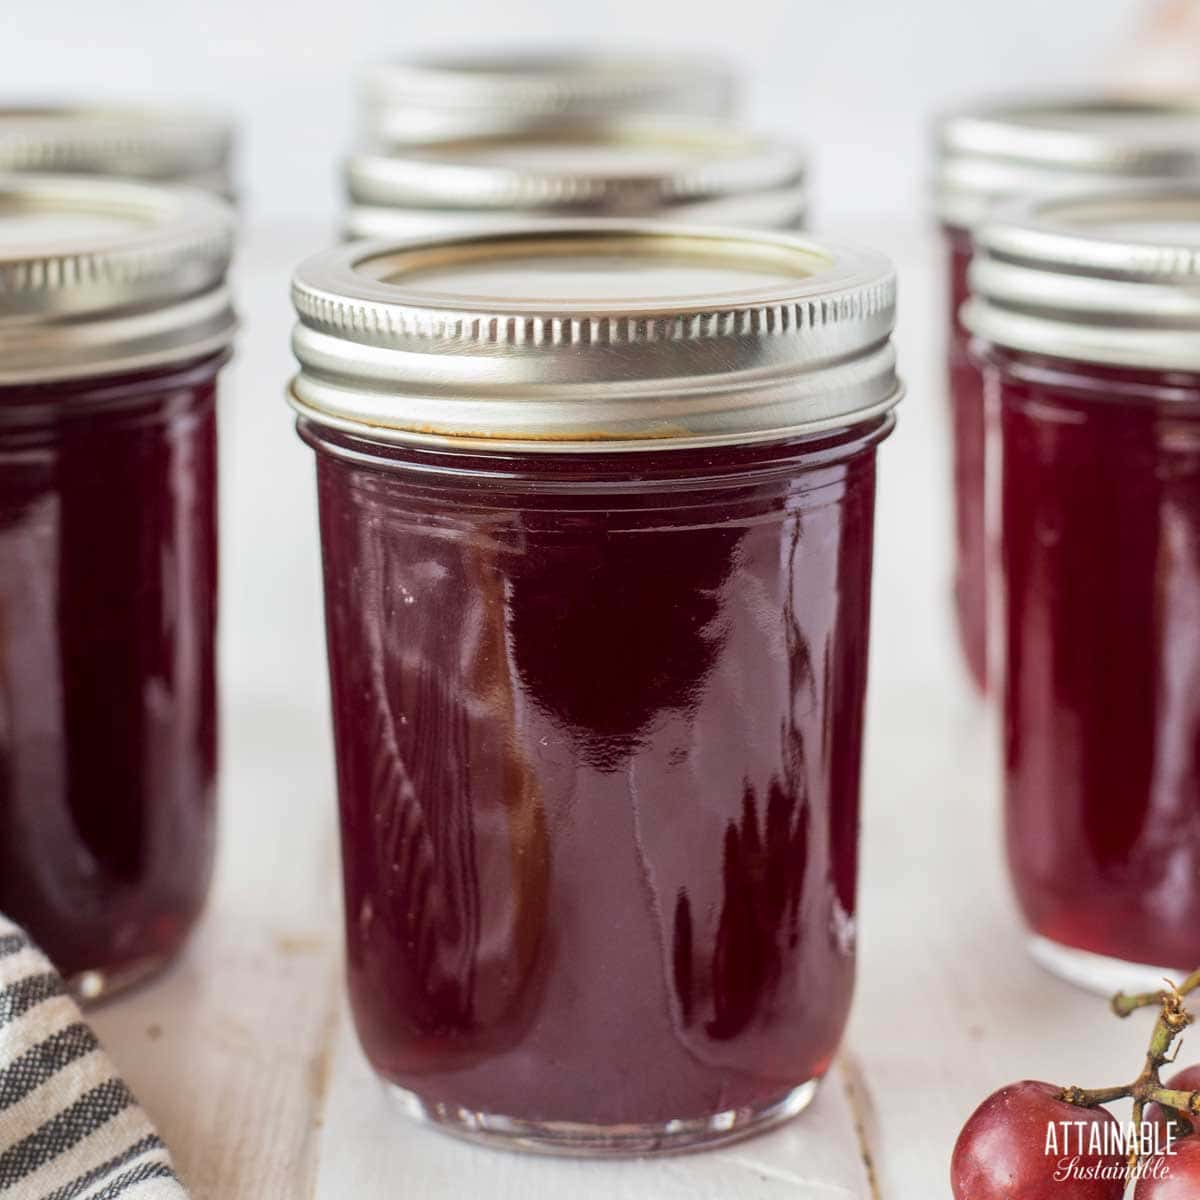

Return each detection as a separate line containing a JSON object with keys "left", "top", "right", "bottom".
{"left": 1029, "top": 935, "right": 1187, "bottom": 997}
{"left": 68, "top": 951, "right": 174, "bottom": 1006}
{"left": 385, "top": 1077, "right": 820, "bottom": 1157}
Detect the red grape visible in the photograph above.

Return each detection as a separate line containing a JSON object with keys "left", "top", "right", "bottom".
{"left": 1147, "top": 1064, "right": 1200, "bottom": 1137}
{"left": 1134, "top": 1132, "right": 1200, "bottom": 1198}
{"left": 951, "top": 1081, "right": 1125, "bottom": 1200}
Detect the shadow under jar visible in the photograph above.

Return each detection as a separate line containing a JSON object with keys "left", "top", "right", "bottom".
{"left": 0, "top": 175, "right": 237, "bottom": 999}
{"left": 935, "top": 96, "right": 1200, "bottom": 693}
{"left": 965, "top": 189, "right": 1200, "bottom": 995}
{"left": 289, "top": 224, "right": 903, "bottom": 1155}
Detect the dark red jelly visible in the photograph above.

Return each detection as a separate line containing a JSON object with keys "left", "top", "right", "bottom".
{"left": 944, "top": 222, "right": 988, "bottom": 692}
{"left": 0, "top": 355, "right": 222, "bottom": 991}
{"left": 989, "top": 345, "right": 1200, "bottom": 970}
{"left": 304, "top": 417, "right": 889, "bottom": 1131}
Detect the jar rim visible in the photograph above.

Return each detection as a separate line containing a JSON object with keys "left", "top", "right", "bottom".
{"left": 344, "top": 124, "right": 806, "bottom": 216}
{"left": 289, "top": 221, "right": 902, "bottom": 453}
{"left": 0, "top": 173, "right": 237, "bottom": 383}
{"left": 343, "top": 185, "right": 809, "bottom": 241}
{"left": 933, "top": 93, "right": 1200, "bottom": 228}
{"left": 0, "top": 102, "right": 235, "bottom": 196}
{"left": 296, "top": 408, "right": 896, "bottom": 485}
{"left": 359, "top": 49, "right": 735, "bottom": 143}
{"left": 965, "top": 187, "right": 1200, "bottom": 371}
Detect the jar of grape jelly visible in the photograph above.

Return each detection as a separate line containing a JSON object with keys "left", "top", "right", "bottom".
{"left": 289, "top": 224, "right": 902, "bottom": 1154}
{"left": 0, "top": 104, "right": 236, "bottom": 197}
{"left": 964, "top": 188, "right": 1200, "bottom": 994}
{"left": 0, "top": 175, "right": 236, "bottom": 999}
{"left": 935, "top": 97, "right": 1200, "bottom": 692}
{"left": 343, "top": 124, "right": 807, "bottom": 240}
{"left": 360, "top": 50, "right": 735, "bottom": 145}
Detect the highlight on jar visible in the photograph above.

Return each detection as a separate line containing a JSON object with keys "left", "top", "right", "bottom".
{"left": 0, "top": 173, "right": 238, "bottom": 1001}
{"left": 286, "top": 222, "right": 904, "bottom": 1155}
{"left": 933, "top": 95, "right": 1200, "bottom": 694}
{"left": 963, "top": 188, "right": 1200, "bottom": 997}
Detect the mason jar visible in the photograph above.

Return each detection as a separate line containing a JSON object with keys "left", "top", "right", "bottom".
{"left": 935, "top": 97, "right": 1200, "bottom": 692}
{"left": 965, "top": 189, "right": 1200, "bottom": 994}
{"left": 0, "top": 104, "right": 236, "bottom": 197}
{"left": 343, "top": 124, "right": 807, "bottom": 240}
{"left": 0, "top": 175, "right": 237, "bottom": 998}
{"left": 289, "top": 223, "right": 902, "bottom": 1154}
{"left": 359, "top": 50, "right": 735, "bottom": 145}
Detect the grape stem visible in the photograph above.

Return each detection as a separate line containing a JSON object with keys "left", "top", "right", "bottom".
{"left": 1113, "top": 968, "right": 1200, "bottom": 1018}
{"left": 1060, "top": 980, "right": 1200, "bottom": 1175}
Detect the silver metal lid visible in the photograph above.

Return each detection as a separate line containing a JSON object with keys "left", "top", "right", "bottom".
{"left": 935, "top": 95, "right": 1200, "bottom": 228}
{"left": 964, "top": 188, "right": 1200, "bottom": 370}
{"left": 361, "top": 50, "right": 735, "bottom": 144}
{"left": 289, "top": 222, "right": 901, "bottom": 453}
{"left": 0, "top": 105, "right": 235, "bottom": 197}
{"left": 0, "top": 174, "right": 237, "bottom": 384}
{"left": 343, "top": 125, "right": 807, "bottom": 238}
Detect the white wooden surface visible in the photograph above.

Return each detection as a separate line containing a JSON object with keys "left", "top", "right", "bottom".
{"left": 85, "top": 219, "right": 1154, "bottom": 1199}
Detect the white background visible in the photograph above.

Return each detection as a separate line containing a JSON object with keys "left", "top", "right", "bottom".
{"left": 5, "top": 0, "right": 1142, "bottom": 223}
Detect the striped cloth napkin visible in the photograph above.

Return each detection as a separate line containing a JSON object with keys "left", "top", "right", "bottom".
{"left": 0, "top": 917, "right": 186, "bottom": 1199}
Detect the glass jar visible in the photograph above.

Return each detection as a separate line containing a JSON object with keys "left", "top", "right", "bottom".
{"left": 941, "top": 220, "right": 987, "bottom": 688}
{"left": 0, "top": 175, "right": 237, "bottom": 999}
{"left": 935, "top": 97, "right": 1200, "bottom": 692}
{"left": 343, "top": 124, "right": 807, "bottom": 240}
{"left": 289, "top": 224, "right": 902, "bottom": 1154}
{"left": 965, "top": 189, "right": 1200, "bottom": 994}
{"left": 0, "top": 104, "right": 236, "bottom": 197}
{"left": 359, "top": 50, "right": 735, "bottom": 145}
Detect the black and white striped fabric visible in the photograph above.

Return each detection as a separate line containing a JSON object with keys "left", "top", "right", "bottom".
{"left": 0, "top": 917, "right": 186, "bottom": 1199}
